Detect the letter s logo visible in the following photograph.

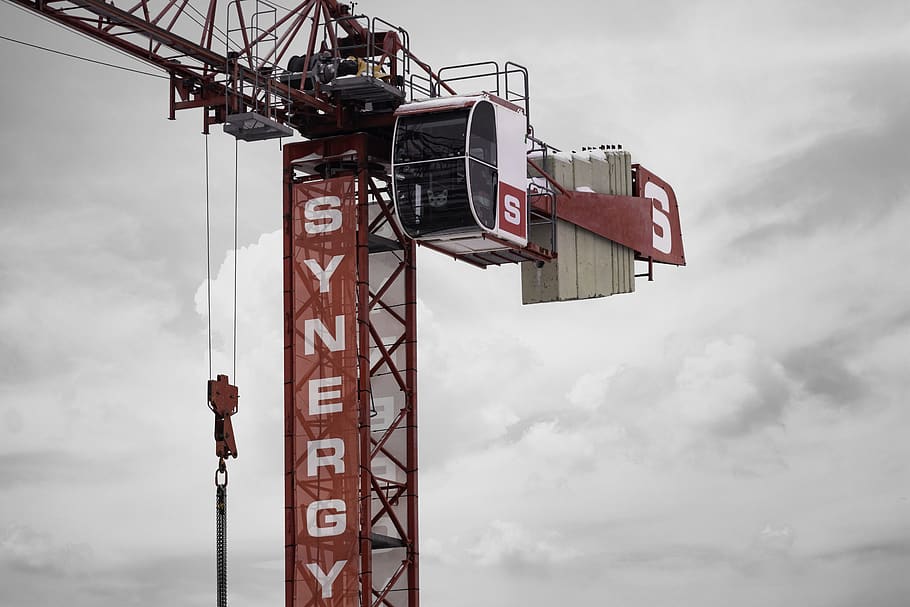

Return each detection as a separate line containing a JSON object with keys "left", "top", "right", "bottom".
{"left": 503, "top": 194, "right": 522, "bottom": 225}
{"left": 644, "top": 181, "right": 672, "bottom": 255}
{"left": 304, "top": 196, "right": 343, "bottom": 234}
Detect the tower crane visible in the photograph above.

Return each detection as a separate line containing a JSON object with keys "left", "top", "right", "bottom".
{"left": 5, "top": 1, "right": 686, "bottom": 606}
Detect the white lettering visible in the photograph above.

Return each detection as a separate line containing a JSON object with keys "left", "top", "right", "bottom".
{"left": 305, "top": 560, "right": 347, "bottom": 599}
{"left": 307, "top": 499, "right": 347, "bottom": 537}
{"left": 308, "top": 376, "right": 343, "bottom": 415}
{"left": 503, "top": 194, "right": 522, "bottom": 225}
{"left": 303, "top": 255, "right": 344, "bottom": 293}
{"left": 304, "top": 196, "right": 343, "bottom": 234}
{"left": 304, "top": 315, "right": 345, "bottom": 354}
{"left": 645, "top": 181, "right": 672, "bottom": 254}
{"left": 307, "top": 438, "right": 345, "bottom": 477}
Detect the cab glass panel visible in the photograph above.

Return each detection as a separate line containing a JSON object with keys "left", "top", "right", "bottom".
{"left": 468, "top": 101, "right": 497, "bottom": 166}
{"left": 468, "top": 101, "right": 498, "bottom": 229}
{"left": 394, "top": 160, "right": 473, "bottom": 237}
{"left": 393, "top": 102, "right": 505, "bottom": 238}
{"left": 394, "top": 109, "right": 469, "bottom": 164}
{"left": 468, "top": 160, "right": 497, "bottom": 229}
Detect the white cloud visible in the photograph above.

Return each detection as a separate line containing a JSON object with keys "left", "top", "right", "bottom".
{"left": 753, "top": 523, "right": 796, "bottom": 556}
{"left": 670, "top": 336, "right": 792, "bottom": 437}
{"left": 2, "top": 1, "right": 910, "bottom": 605}
{"left": 470, "top": 519, "right": 579, "bottom": 569}
{"left": 193, "top": 228, "right": 283, "bottom": 382}
{"left": 0, "top": 524, "right": 93, "bottom": 576}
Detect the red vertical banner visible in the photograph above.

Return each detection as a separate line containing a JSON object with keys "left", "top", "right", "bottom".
{"left": 287, "top": 176, "right": 360, "bottom": 607}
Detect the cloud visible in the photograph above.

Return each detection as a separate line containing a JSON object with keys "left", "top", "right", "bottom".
{"left": 558, "top": 335, "right": 795, "bottom": 464}
{"left": 814, "top": 539, "right": 910, "bottom": 564}
{"left": 469, "top": 520, "right": 578, "bottom": 573}
{"left": 752, "top": 523, "right": 796, "bottom": 556}
{"left": 0, "top": 529, "right": 280, "bottom": 607}
{"left": 783, "top": 343, "right": 867, "bottom": 408}
{"left": 3, "top": 2, "right": 910, "bottom": 606}
{"left": 193, "top": 228, "right": 283, "bottom": 376}
{"left": 719, "top": 55, "right": 910, "bottom": 254}
{"left": 0, "top": 524, "right": 93, "bottom": 577}
{"left": 0, "top": 451, "right": 77, "bottom": 488}
{"left": 670, "top": 336, "right": 793, "bottom": 438}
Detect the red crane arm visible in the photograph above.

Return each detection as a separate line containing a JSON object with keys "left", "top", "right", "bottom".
{"left": 9, "top": 0, "right": 333, "bottom": 126}
{"left": 9, "top": 0, "right": 445, "bottom": 135}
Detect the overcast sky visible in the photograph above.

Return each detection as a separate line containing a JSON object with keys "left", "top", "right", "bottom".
{"left": 1, "top": 1, "right": 909, "bottom": 606}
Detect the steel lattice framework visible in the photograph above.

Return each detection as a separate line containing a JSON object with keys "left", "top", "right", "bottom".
{"left": 284, "top": 134, "right": 418, "bottom": 607}
{"left": 8, "top": 0, "right": 446, "bottom": 136}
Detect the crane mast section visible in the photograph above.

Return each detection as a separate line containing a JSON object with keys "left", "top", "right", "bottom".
{"left": 284, "top": 135, "right": 419, "bottom": 607}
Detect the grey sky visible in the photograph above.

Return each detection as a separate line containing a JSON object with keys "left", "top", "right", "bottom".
{"left": 1, "top": 1, "right": 909, "bottom": 606}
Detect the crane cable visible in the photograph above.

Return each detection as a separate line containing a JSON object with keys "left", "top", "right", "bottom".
{"left": 204, "top": 133, "right": 242, "bottom": 607}
{"left": 205, "top": 135, "right": 213, "bottom": 379}
{"left": 203, "top": 135, "right": 241, "bottom": 378}
{"left": 233, "top": 138, "right": 239, "bottom": 381}
{"left": 1, "top": 0, "right": 170, "bottom": 79}
{"left": 204, "top": 133, "right": 224, "bottom": 606}
{"left": 0, "top": 33, "right": 168, "bottom": 79}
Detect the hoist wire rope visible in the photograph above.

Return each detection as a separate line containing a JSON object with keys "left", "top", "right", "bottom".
{"left": 0, "top": 32, "right": 168, "bottom": 79}
{"left": 205, "top": 134, "right": 214, "bottom": 380}
{"left": 2, "top": 1, "right": 243, "bottom": 82}
{"left": 201, "top": 136, "right": 240, "bottom": 382}
{"left": 232, "top": 138, "right": 239, "bottom": 381}
{"left": 1, "top": 0, "right": 358, "bottom": 82}
{"left": 205, "top": 133, "right": 235, "bottom": 607}
{"left": 3, "top": 0, "right": 229, "bottom": 62}
{"left": 0, "top": 1, "right": 171, "bottom": 76}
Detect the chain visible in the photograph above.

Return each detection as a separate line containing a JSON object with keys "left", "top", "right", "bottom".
{"left": 215, "top": 458, "right": 228, "bottom": 607}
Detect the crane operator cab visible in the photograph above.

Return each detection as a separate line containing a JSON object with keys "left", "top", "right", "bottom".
{"left": 391, "top": 94, "right": 529, "bottom": 256}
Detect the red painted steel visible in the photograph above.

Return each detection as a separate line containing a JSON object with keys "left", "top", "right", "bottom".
{"left": 10, "top": 0, "right": 446, "bottom": 136}
{"left": 550, "top": 191, "right": 685, "bottom": 266}
{"left": 529, "top": 163, "right": 685, "bottom": 266}
{"left": 208, "top": 374, "right": 239, "bottom": 459}
{"left": 286, "top": 176, "right": 360, "bottom": 605}
{"left": 633, "top": 165, "right": 686, "bottom": 266}
{"left": 284, "top": 135, "right": 418, "bottom": 607}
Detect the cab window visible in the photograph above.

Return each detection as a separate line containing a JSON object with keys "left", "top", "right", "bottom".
{"left": 394, "top": 110, "right": 469, "bottom": 164}
{"left": 394, "top": 160, "right": 474, "bottom": 237}
{"left": 468, "top": 101, "right": 497, "bottom": 166}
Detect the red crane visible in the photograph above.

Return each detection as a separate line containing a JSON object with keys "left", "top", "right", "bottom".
{"left": 7, "top": 1, "right": 685, "bottom": 606}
